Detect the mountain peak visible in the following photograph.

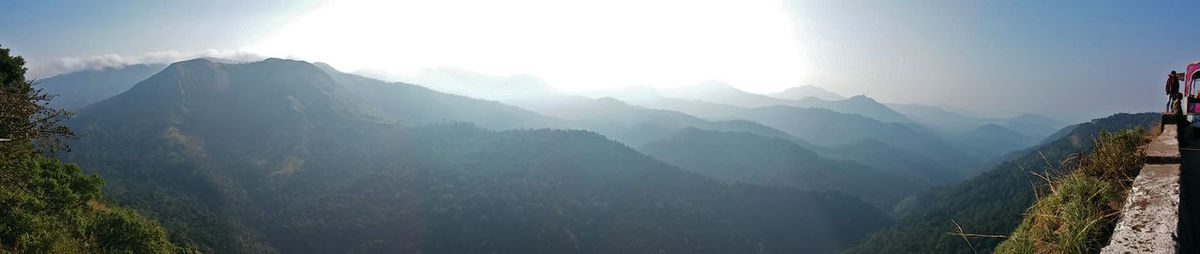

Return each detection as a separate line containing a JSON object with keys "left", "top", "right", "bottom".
{"left": 977, "top": 123, "right": 1005, "bottom": 129}
{"left": 660, "top": 81, "right": 783, "bottom": 108}
{"left": 594, "top": 97, "right": 632, "bottom": 107}
{"left": 312, "top": 62, "right": 337, "bottom": 72}
{"left": 74, "top": 56, "right": 385, "bottom": 141}
{"left": 168, "top": 57, "right": 219, "bottom": 68}
{"left": 844, "top": 95, "right": 875, "bottom": 102}
{"left": 155, "top": 57, "right": 335, "bottom": 94}
{"left": 771, "top": 85, "right": 844, "bottom": 101}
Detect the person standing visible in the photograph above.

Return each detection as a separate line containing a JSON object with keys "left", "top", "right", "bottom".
{"left": 1168, "top": 71, "right": 1181, "bottom": 113}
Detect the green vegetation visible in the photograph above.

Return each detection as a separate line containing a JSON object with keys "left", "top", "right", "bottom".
{"left": 0, "top": 156, "right": 188, "bottom": 253}
{"left": 0, "top": 46, "right": 189, "bottom": 253}
{"left": 993, "top": 129, "right": 1148, "bottom": 254}
{"left": 848, "top": 113, "right": 1160, "bottom": 254}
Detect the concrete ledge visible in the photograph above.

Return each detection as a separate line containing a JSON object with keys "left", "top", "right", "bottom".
{"left": 1101, "top": 164, "right": 1182, "bottom": 254}
{"left": 1147, "top": 125, "right": 1181, "bottom": 164}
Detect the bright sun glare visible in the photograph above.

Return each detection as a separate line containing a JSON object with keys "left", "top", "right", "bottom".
{"left": 250, "top": 0, "right": 808, "bottom": 93}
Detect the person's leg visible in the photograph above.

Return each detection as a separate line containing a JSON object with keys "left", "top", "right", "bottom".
{"left": 1170, "top": 95, "right": 1176, "bottom": 112}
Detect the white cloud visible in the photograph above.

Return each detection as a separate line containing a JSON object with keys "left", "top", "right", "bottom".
{"left": 28, "top": 48, "right": 267, "bottom": 78}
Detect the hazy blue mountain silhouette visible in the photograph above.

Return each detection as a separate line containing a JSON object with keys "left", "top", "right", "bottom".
{"left": 770, "top": 85, "right": 845, "bottom": 101}
{"left": 603, "top": 89, "right": 982, "bottom": 172}
{"left": 64, "top": 58, "right": 892, "bottom": 254}
{"left": 951, "top": 123, "right": 1039, "bottom": 160}
{"left": 506, "top": 94, "right": 798, "bottom": 146}
{"left": 37, "top": 64, "right": 166, "bottom": 110}
{"left": 663, "top": 82, "right": 913, "bottom": 123}
{"left": 889, "top": 103, "right": 1067, "bottom": 139}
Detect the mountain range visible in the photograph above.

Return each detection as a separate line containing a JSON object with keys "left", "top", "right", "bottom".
{"left": 506, "top": 93, "right": 969, "bottom": 185}
{"left": 62, "top": 58, "right": 895, "bottom": 253}
{"left": 660, "top": 81, "right": 914, "bottom": 124}
{"left": 39, "top": 57, "right": 1131, "bottom": 254}
{"left": 888, "top": 103, "right": 1067, "bottom": 139}
{"left": 385, "top": 67, "right": 559, "bottom": 101}
{"left": 504, "top": 94, "right": 796, "bottom": 146}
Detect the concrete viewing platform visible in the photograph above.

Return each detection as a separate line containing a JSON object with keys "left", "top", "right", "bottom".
{"left": 1146, "top": 126, "right": 1182, "bottom": 164}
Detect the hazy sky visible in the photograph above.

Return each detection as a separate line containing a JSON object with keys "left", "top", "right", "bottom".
{"left": 2, "top": 0, "right": 1198, "bottom": 121}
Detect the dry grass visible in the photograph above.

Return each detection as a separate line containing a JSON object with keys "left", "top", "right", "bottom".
{"left": 992, "top": 128, "right": 1149, "bottom": 254}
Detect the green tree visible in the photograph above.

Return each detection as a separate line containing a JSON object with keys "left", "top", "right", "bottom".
{"left": 0, "top": 45, "right": 74, "bottom": 160}
{"left": 90, "top": 207, "right": 176, "bottom": 254}
{"left": 0, "top": 45, "right": 187, "bottom": 253}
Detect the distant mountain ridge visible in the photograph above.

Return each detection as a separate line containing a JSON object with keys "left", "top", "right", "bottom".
{"left": 504, "top": 94, "right": 798, "bottom": 146}
{"left": 736, "top": 105, "right": 981, "bottom": 170}
{"left": 889, "top": 103, "right": 1067, "bottom": 139}
{"left": 388, "top": 67, "right": 559, "bottom": 101}
{"left": 597, "top": 89, "right": 982, "bottom": 172}
{"left": 660, "top": 81, "right": 913, "bottom": 123}
{"left": 771, "top": 85, "right": 844, "bottom": 101}
{"left": 951, "top": 123, "right": 1039, "bottom": 161}
{"left": 37, "top": 63, "right": 166, "bottom": 110}
{"left": 313, "top": 62, "right": 565, "bottom": 130}
{"left": 63, "top": 58, "right": 893, "bottom": 253}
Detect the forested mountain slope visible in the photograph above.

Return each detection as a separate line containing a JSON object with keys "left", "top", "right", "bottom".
{"left": 847, "top": 112, "right": 1159, "bottom": 254}
{"left": 816, "top": 139, "right": 962, "bottom": 184}
{"left": 640, "top": 128, "right": 924, "bottom": 207}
